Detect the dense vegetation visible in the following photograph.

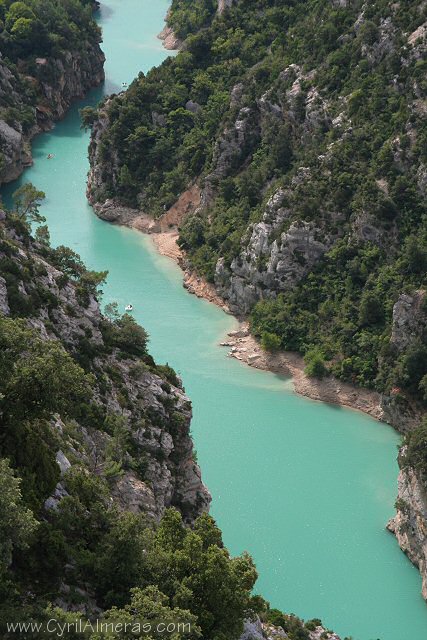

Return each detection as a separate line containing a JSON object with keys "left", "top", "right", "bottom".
{"left": 88, "top": 0, "right": 427, "bottom": 409}
{"left": 0, "top": 0, "right": 99, "bottom": 59}
{"left": 0, "top": 0, "right": 102, "bottom": 181}
{"left": 0, "top": 195, "right": 333, "bottom": 639}
{"left": 404, "top": 419, "right": 427, "bottom": 482}
{"left": 168, "top": 0, "right": 217, "bottom": 40}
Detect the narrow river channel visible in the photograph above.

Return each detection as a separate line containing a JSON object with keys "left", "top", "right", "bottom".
{"left": 3, "top": 2, "right": 427, "bottom": 638}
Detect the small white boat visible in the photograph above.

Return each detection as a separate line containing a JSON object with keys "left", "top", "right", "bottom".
{"left": 125, "top": 304, "right": 133, "bottom": 312}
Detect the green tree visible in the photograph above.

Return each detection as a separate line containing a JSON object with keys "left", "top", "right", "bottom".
{"left": 104, "top": 301, "right": 120, "bottom": 322}
{"left": 261, "top": 331, "right": 281, "bottom": 352}
{"left": 400, "top": 236, "right": 427, "bottom": 275}
{"left": 304, "top": 348, "right": 327, "bottom": 379}
{"left": 97, "top": 586, "right": 201, "bottom": 639}
{"left": 80, "top": 106, "right": 98, "bottom": 129}
{"left": 0, "top": 326, "right": 93, "bottom": 421}
{"left": 34, "top": 224, "right": 50, "bottom": 247}
{"left": 12, "top": 183, "right": 46, "bottom": 224}
{"left": 10, "top": 15, "right": 33, "bottom": 40}
{"left": 112, "top": 314, "right": 149, "bottom": 356}
{"left": 0, "top": 458, "right": 38, "bottom": 570}
{"left": 5, "top": 1, "right": 35, "bottom": 30}
{"left": 404, "top": 420, "right": 427, "bottom": 481}
{"left": 359, "top": 292, "right": 384, "bottom": 326}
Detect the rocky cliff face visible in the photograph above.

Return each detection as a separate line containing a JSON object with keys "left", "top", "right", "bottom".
{"left": 199, "top": 60, "right": 371, "bottom": 313}
{"left": 214, "top": 185, "right": 337, "bottom": 314}
{"left": 0, "top": 41, "right": 105, "bottom": 185}
{"left": 218, "top": 0, "right": 238, "bottom": 14}
{"left": 387, "top": 449, "right": 427, "bottom": 602}
{"left": 241, "top": 618, "right": 341, "bottom": 640}
{"left": 0, "top": 215, "right": 209, "bottom": 523}
{"left": 87, "top": 101, "right": 118, "bottom": 208}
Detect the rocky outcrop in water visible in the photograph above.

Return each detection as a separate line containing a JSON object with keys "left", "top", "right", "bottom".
{"left": 0, "top": 42, "right": 105, "bottom": 185}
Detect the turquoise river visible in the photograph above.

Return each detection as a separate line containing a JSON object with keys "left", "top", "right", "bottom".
{"left": 3, "top": 2, "right": 427, "bottom": 638}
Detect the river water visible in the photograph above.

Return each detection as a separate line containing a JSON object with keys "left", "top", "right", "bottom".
{"left": 3, "top": 1, "right": 427, "bottom": 638}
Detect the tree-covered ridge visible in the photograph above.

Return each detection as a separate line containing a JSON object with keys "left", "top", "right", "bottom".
{"left": 0, "top": 0, "right": 104, "bottom": 185}
{"left": 0, "top": 193, "right": 340, "bottom": 640}
{"left": 87, "top": 0, "right": 427, "bottom": 412}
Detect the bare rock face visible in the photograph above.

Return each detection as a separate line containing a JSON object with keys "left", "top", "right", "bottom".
{"left": 390, "top": 291, "right": 426, "bottom": 352}
{"left": 200, "top": 105, "right": 260, "bottom": 210}
{"left": 192, "top": 67, "right": 337, "bottom": 314}
{"left": 239, "top": 618, "right": 342, "bottom": 640}
{"left": 0, "top": 119, "right": 30, "bottom": 183}
{"left": 240, "top": 619, "right": 265, "bottom": 640}
{"left": 387, "top": 451, "right": 427, "bottom": 602}
{"left": 218, "top": 0, "right": 237, "bottom": 14}
{"left": 214, "top": 188, "right": 334, "bottom": 313}
{"left": 308, "top": 627, "right": 341, "bottom": 640}
{"left": 92, "top": 199, "right": 143, "bottom": 226}
{"left": 0, "top": 222, "right": 210, "bottom": 524}
{"left": 0, "top": 275, "right": 10, "bottom": 315}
{"left": 87, "top": 104, "right": 117, "bottom": 206}
{"left": 112, "top": 472, "right": 158, "bottom": 518}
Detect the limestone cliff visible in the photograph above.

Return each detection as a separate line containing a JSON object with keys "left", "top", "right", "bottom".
{"left": 387, "top": 449, "right": 427, "bottom": 602}
{"left": 241, "top": 618, "right": 341, "bottom": 640}
{"left": 0, "top": 32, "right": 105, "bottom": 185}
{"left": 84, "top": 0, "right": 427, "bottom": 602}
{"left": 0, "top": 213, "right": 210, "bottom": 523}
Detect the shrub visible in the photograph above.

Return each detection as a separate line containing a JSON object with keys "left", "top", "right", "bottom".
{"left": 404, "top": 421, "right": 427, "bottom": 481}
{"left": 261, "top": 331, "right": 281, "bottom": 352}
{"left": 304, "top": 349, "right": 327, "bottom": 379}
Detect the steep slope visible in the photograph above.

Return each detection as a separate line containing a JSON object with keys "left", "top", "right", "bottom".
{"left": 86, "top": 0, "right": 427, "bottom": 600}
{"left": 87, "top": 0, "right": 427, "bottom": 411}
{"left": 0, "top": 0, "right": 105, "bottom": 185}
{"left": 0, "top": 201, "right": 344, "bottom": 639}
{"left": 0, "top": 210, "right": 209, "bottom": 521}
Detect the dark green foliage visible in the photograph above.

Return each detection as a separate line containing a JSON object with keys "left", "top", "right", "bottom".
{"left": 0, "top": 217, "right": 275, "bottom": 639}
{"left": 304, "top": 349, "right": 327, "bottom": 379}
{"left": 101, "top": 313, "right": 149, "bottom": 357}
{"left": 261, "top": 331, "right": 281, "bottom": 352}
{"left": 92, "top": 0, "right": 427, "bottom": 404}
{"left": 80, "top": 105, "right": 98, "bottom": 129}
{"left": 0, "top": 316, "right": 93, "bottom": 508}
{"left": 403, "top": 420, "right": 427, "bottom": 482}
{"left": 11, "top": 182, "right": 45, "bottom": 224}
{"left": 0, "top": 0, "right": 101, "bottom": 60}
{"left": 168, "top": 0, "right": 216, "bottom": 40}
{"left": 0, "top": 458, "right": 38, "bottom": 571}
{"left": 50, "top": 244, "right": 108, "bottom": 307}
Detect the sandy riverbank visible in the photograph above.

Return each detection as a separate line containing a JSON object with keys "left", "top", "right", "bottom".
{"left": 223, "top": 324, "right": 385, "bottom": 420}
{"left": 144, "top": 226, "right": 386, "bottom": 421}
{"left": 149, "top": 229, "right": 231, "bottom": 311}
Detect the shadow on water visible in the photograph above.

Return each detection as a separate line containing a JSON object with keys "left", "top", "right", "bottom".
{"left": 98, "top": 2, "right": 114, "bottom": 22}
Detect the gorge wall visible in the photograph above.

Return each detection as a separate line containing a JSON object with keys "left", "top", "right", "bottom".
{"left": 0, "top": 1, "right": 105, "bottom": 185}
{"left": 85, "top": 0, "right": 427, "bottom": 602}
